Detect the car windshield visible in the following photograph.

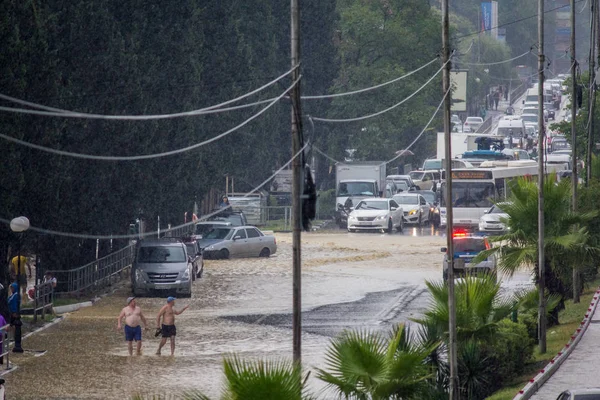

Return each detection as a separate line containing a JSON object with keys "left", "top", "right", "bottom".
{"left": 552, "top": 140, "right": 569, "bottom": 151}
{"left": 417, "top": 191, "right": 435, "bottom": 203}
{"left": 409, "top": 171, "right": 424, "bottom": 180}
{"left": 522, "top": 115, "right": 538, "bottom": 123}
{"left": 423, "top": 160, "right": 442, "bottom": 170}
{"left": 203, "top": 228, "right": 233, "bottom": 240}
{"left": 498, "top": 127, "right": 524, "bottom": 138}
{"left": 573, "top": 395, "right": 600, "bottom": 399}
{"left": 393, "top": 195, "right": 418, "bottom": 205}
{"left": 395, "top": 181, "right": 409, "bottom": 191}
{"left": 441, "top": 182, "right": 495, "bottom": 208}
{"left": 454, "top": 238, "right": 486, "bottom": 253}
{"left": 196, "top": 223, "right": 225, "bottom": 235}
{"left": 488, "top": 204, "right": 505, "bottom": 214}
{"left": 209, "top": 214, "right": 243, "bottom": 226}
{"left": 338, "top": 182, "right": 376, "bottom": 197}
{"left": 466, "top": 118, "right": 481, "bottom": 123}
{"left": 138, "top": 245, "right": 186, "bottom": 263}
{"left": 355, "top": 200, "right": 388, "bottom": 210}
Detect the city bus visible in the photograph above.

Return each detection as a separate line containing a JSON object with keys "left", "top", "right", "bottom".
{"left": 438, "top": 161, "right": 568, "bottom": 229}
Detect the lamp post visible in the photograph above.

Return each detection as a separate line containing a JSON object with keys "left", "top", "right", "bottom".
{"left": 10, "top": 216, "right": 29, "bottom": 353}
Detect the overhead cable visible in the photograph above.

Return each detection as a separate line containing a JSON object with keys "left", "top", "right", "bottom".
{"left": 0, "top": 77, "right": 300, "bottom": 161}
{"left": 301, "top": 58, "right": 438, "bottom": 100}
{"left": 460, "top": 50, "right": 533, "bottom": 66}
{"left": 0, "top": 66, "right": 297, "bottom": 120}
{"left": 311, "top": 59, "right": 450, "bottom": 123}
{"left": 385, "top": 87, "right": 450, "bottom": 165}
{"left": 313, "top": 146, "right": 341, "bottom": 164}
{"left": 0, "top": 143, "right": 309, "bottom": 240}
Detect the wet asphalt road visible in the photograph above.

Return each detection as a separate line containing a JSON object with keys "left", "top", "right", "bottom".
{"left": 7, "top": 227, "right": 533, "bottom": 399}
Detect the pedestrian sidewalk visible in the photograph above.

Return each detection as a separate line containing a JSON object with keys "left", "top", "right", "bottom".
{"left": 529, "top": 299, "right": 600, "bottom": 398}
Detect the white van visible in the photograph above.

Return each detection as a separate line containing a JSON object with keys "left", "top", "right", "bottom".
{"left": 496, "top": 117, "right": 527, "bottom": 147}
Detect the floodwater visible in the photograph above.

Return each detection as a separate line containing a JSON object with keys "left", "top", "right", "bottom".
{"left": 7, "top": 230, "right": 532, "bottom": 399}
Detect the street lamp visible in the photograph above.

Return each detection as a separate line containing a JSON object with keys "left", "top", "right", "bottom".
{"left": 10, "top": 216, "right": 29, "bottom": 353}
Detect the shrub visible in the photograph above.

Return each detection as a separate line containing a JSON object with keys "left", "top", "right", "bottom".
{"left": 316, "top": 189, "right": 336, "bottom": 219}
{"left": 518, "top": 312, "right": 538, "bottom": 344}
{"left": 488, "top": 319, "right": 534, "bottom": 383}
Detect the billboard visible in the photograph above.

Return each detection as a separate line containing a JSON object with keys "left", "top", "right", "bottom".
{"left": 481, "top": 2, "right": 492, "bottom": 32}
{"left": 450, "top": 71, "right": 468, "bottom": 112}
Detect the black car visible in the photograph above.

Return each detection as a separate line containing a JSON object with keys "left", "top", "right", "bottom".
{"left": 413, "top": 190, "right": 440, "bottom": 227}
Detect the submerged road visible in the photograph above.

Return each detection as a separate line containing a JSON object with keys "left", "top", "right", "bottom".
{"left": 8, "top": 228, "right": 533, "bottom": 399}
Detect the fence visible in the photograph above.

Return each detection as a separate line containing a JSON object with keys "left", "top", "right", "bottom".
{"left": 48, "top": 244, "right": 135, "bottom": 296}
{"left": 257, "top": 206, "right": 292, "bottom": 229}
{"left": 0, "top": 324, "right": 10, "bottom": 370}
{"left": 32, "top": 281, "right": 54, "bottom": 322}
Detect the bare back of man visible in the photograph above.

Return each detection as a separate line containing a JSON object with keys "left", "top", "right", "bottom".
{"left": 156, "top": 297, "right": 189, "bottom": 356}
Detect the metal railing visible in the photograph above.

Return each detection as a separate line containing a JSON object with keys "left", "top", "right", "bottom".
{"left": 33, "top": 281, "right": 54, "bottom": 322}
{"left": 258, "top": 206, "right": 292, "bottom": 229}
{"left": 0, "top": 324, "right": 10, "bottom": 370}
{"left": 48, "top": 244, "right": 135, "bottom": 296}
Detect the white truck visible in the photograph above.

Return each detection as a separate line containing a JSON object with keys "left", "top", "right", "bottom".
{"left": 335, "top": 162, "right": 386, "bottom": 228}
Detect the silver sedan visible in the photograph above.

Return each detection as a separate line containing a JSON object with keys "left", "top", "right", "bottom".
{"left": 198, "top": 226, "right": 277, "bottom": 259}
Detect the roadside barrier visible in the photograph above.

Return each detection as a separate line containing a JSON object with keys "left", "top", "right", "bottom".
{"left": 0, "top": 324, "right": 11, "bottom": 371}
{"left": 32, "top": 281, "right": 54, "bottom": 323}
{"left": 513, "top": 286, "right": 600, "bottom": 399}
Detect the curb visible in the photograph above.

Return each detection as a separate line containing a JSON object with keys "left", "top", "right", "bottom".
{"left": 513, "top": 286, "right": 600, "bottom": 399}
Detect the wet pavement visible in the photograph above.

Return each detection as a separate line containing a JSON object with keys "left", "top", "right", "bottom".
{"left": 7, "top": 229, "right": 533, "bottom": 399}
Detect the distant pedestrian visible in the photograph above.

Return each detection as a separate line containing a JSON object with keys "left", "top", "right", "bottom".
{"left": 8, "top": 283, "right": 20, "bottom": 335}
{"left": 10, "top": 255, "right": 31, "bottom": 300}
{"left": 116, "top": 297, "right": 148, "bottom": 356}
{"left": 218, "top": 196, "right": 231, "bottom": 209}
{"left": 44, "top": 271, "right": 57, "bottom": 288}
{"left": 493, "top": 91, "right": 500, "bottom": 110}
{"left": 155, "top": 297, "right": 189, "bottom": 356}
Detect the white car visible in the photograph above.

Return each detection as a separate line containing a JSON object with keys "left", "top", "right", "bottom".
{"left": 408, "top": 170, "right": 440, "bottom": 191}
{"left": 463, "top": 116, "right": 484, "bottom": 132}
{"left": 347, "top": 199, "right": 404, "bottom": 233}
{"left": 392, "top": 193, "right": 430, "bottom": 226}
{"left": 556, "top": 388, "right": 600, "bottom": 400}
{"left": 478, "top": 203, "right": 509, "bottom": 234}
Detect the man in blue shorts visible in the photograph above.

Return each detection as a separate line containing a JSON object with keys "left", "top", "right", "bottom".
{"left": 116, "top": 297, "right": 148, "bottom": 355}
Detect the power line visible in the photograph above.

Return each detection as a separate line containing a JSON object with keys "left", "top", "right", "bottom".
{"left": 0, "top": 142, "right": 309, "bottom": 240}
{"left": 459, "top": 50, "right": 534, "bottom": 66}
{"left": 0, "top": 77, "right": 299, "bottom": 161}
{"left": 312, "top": 146, "right": 341, "bottom": 164}
{"left": 385, "top": 87, "right": 450, "bottom": 164}
{"left": 301, "top": 58, "right": 438, "bottom": 100}
{"left": 454, "top": 0, "right": 585, "bottom": 40}
{"left": 311, "top": 59, "right": 450, "bottom": 123}
{"left": 0, "top": 66, "right": 297, "bottom": 120}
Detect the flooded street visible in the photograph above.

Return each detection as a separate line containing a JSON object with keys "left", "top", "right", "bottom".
{"left": 8, "top": 229, "right": 533, "bottom": 399}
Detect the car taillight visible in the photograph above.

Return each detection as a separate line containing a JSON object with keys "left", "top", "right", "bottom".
{"left": 453, "top": 229, "right": 468, "bottom": 238}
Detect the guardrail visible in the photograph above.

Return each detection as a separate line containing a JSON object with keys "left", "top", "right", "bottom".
{"left": 32, "top": 281, "right": 54, "bottom": 323}
{"left": 48, "top": 244, "right": 135, "bottom": 296}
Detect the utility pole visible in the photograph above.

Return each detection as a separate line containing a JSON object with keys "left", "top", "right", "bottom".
{"left": 290, "top": 0, "right": 303, "bottom": 365}
{"left": 571, "top": 0, "right": 580, "bottom": 303}
{"left": 537, "top": 0, "right": 547, "bottom": 353}
{"left": 587, "top": 0, "right": 597, "bottom": 186}
{"left": 442, "top": 0, "right": 458, "bottom": 397}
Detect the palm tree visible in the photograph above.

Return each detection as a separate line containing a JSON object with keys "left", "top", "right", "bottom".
{"left": 474, "top": 175, "right": 599, "bottom": 323}
{"left": 316, "top": 324, "right": 438, "bottom": 400}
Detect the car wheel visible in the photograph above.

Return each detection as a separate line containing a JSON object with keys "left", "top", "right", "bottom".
{"left": 443, "top": 270, "right": 448, "bottom": 281}
{"left": 348, "top": 228, "right": 356, "bottom": 233}
{"left": 397, "top": 218, "right": 404, "bottom": 232}
{"left": 219, "top": 249, "right": 230, "bottom": 260}
{"left": 196, "top": 266, "right": 204, "bottom": 279}
{"left": 418, "top": 214, "right": 423, "bottom": 227}
{"left": 387, "top": 219, "right": 394, "bottom": 234}
{"left": 192, "top": 266, "right": 197, "bottom": 282}
{"left": 259, "top": 248, "right": 271, "bottom": 257}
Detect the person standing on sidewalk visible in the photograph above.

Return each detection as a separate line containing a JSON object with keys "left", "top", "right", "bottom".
{"left": 116, "top": 297, "right": 148, "bottom": 356}
{"left": 155, "top": 297, "right": 189, "bottom": 356}
{"left": 10, "top": 255, "right": 31, "bottom": 302}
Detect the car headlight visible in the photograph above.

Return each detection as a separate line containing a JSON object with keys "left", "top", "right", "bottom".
{"left": 375, "top": 215, "right": 387, "bottom": 221}
{"left": 135, "top": 269, "right": 144, "bottom": 282}
{"left": 181, "top": 268, "right": 190, "bottom": 280}
{"left": 348, "top": 215, "right": 357, "bottom": 221}
{"left": 408, "top": 209, "right": 417, "bottom": 215}
{"left": 207, "top": 245, "right": 215, "bottom": 250}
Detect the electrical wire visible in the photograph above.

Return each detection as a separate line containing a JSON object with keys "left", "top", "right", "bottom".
{"left": 301, "top": 57, "right": 439, "bottom": 100}
{"left": 311, "top": 59, "right": 450, "bottom": 123}
{"left": 0, "top": 77, "right": 300, "bottom": 161}
{"left": 460, "top": 50, "right": 533, "bottom": 66}
{"left": 385, "top": 87, "right": 450, "bottom": 165}
{"left": 313, "top": 146, "right": 341, "bottom": 164}
{"left": 0, "top": 66, "right": 297, "bottom": 120}
{"left": 0, "top": 143, "right": 309, "bottom": 240}
{"left": 454, "top": 0, "right": 585, "bottom": 40}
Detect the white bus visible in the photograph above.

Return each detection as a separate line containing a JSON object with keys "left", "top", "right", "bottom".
{"left": 439, "top": 161, "right": 568, "bottom": 229}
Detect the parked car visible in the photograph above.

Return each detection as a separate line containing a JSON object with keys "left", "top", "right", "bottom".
{"left": 414, "top": 190, "right": 440, "bottom": 227}
{"left": 478, "top": 203, "right": 509, "bottom": 234}
{"left": 408, "top": 170, "right": 440, "bottom": 191}
{"left": 347, "top": 198, "right": 404, "bottom": 233}
{"left": 181, "top": 236, "right": 204, "bottom": 279}
{"left": 131, "top": 239, "right": 193, "bottom": 297}
{"left": 556, "top": 389, "right": 600, "bottom": 399}
{"left": 207, "top": 210, "right": 248, "bottom": 226}
{"left": 463, "top": 116, "right": 484, "bottom": 132}
{"left": 199, "top": 226, "right": 276, "bottom": 259}
{"left": 194, "top": 220, "right": 232, "bottom": 239}
{"left": 441, "top": 232, "right": 496, "bottom": 282}
{"left": 386, "top": 174, "right": 418, "bottom": 191}
{"left": 392, "top": 193, "right": 430, "bottom": 226}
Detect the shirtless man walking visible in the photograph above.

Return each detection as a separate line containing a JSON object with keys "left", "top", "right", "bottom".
{"left": 156, "top": 296, "right": 189, "bottom": 356}
{"left": 116, "top": 297, "right": 148, "bottom": 356}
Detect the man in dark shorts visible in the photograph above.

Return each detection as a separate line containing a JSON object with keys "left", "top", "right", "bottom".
{"left": 156, "top": 296, "right": 189, "bottom": 356}
{"left": 116, "top": 297, "right": 148, "bottom": 356}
